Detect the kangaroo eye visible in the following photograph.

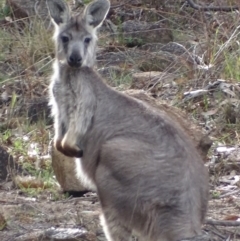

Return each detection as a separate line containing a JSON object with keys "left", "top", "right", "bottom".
{"left": 61, "top": 36, "right": 69, "bottom": 43}
{"left": 84, "top": 37, "right": 91, "bottom": 44}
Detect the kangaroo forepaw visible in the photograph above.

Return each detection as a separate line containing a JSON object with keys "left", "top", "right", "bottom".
{"left": 61, "top": 140, "right": 83, "bottom": 158}
{"left": 54, "top": 139, "right": 83, "bottom": 157}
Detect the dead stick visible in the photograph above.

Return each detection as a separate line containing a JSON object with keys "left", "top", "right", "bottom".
{"left": 206, "top": 219, "right": 240, "bottom": 226}
{"left": 186, "top": 0, "right": 239, "bottom": 12}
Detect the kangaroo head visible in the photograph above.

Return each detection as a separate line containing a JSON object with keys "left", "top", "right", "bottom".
{"left": 47, "top": 0, "right": 110, "bottom": 68}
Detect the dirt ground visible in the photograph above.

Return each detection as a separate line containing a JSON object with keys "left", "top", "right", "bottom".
{"left": 0, "top": 181, "right": 240, "bottom": 241}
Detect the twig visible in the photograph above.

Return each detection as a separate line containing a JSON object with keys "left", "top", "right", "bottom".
{"left": 0, "top": 199, "right": 20, "bottom": 205}
{"left": 214, "top": 25, "right": 240, "bottom": 63}
{"left": 111, "top": 3, "right": 125, "bottom": 9}
{"left": 206, "top": 219, "right": 240, "bottom": 226}
{"left": 204, "top": 227, "right": 227, "bottom": 240}
{"left": 220, "top": 189, "right": 240, "bottom": 198}
{"left": 186, "top": 0, "right": 239, "bottom": 12}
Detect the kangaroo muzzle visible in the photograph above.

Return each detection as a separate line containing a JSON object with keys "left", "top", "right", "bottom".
{"left": 68, "top": 52, "right": 82, "bottom": 68}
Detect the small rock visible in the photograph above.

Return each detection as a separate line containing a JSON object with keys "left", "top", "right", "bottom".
{"left": 97, "top": 49, "right": 176, "bottom": 72}
{"left": 6, "top": 0, "right": 51, "bottom": 28}
{"left": 131, "top": 71, "right": 176, "bottom": 89}
{"left": 6, "top": 0, "right": 30, "bottom": 19}
{"left": 120, "top": 20, "right": 173, "bottom": 46}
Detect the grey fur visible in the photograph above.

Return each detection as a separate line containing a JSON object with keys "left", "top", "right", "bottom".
{"left": 48, "top": 0, "right": 209, "bottom": 240}
{"left": 47, "top": 0, "right": 70, "bottom": 25}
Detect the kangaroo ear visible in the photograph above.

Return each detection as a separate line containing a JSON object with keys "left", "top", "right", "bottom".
{"left": 47, "top": 0, "right": 70, "bottom": 26}
{"left": 83, "top": 0, "right": 110, "bottom": 29}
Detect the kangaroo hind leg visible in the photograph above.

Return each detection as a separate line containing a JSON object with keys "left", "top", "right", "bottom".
{"left": 100, "top": 209, "right": 132, "bottom": 241}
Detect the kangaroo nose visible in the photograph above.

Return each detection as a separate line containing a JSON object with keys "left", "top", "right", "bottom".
{"left": 68, "top": 53, "right": 82, "bottom": 67}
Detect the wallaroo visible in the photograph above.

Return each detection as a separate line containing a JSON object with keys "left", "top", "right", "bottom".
{"left": 47, "top": 0, "right": 209, "bottom": 240}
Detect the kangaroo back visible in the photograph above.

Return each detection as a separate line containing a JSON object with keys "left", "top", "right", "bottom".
{"left": 47, "top": 1, "right": 209, "bottom": 241}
